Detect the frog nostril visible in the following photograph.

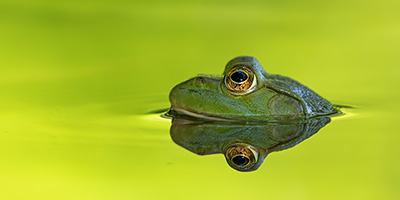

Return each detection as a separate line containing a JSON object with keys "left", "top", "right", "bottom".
{"left": 195, "top": 77, "right": 206, "bottom": 84}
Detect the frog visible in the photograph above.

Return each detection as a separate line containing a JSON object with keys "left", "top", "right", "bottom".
{"left": 169, "top": 56, "right": 339, "bottom": 121}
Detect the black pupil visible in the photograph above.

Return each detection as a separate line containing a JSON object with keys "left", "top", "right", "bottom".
{"left": 232, "top": 156, "right": 250, "bottom": 167}
{"left": 231, "top": 71, "right": 248, "bottom": 83}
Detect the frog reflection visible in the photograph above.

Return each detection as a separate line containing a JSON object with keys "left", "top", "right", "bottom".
{"left": 170, "top": 116, "right": 331, "bottom": 172}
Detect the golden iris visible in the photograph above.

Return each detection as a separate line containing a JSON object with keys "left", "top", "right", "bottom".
{"left": 225, "top": 144, "right": 258, "bottom": 170}
{"left": 225, "top": 65, "right": 256, "bottom": 94}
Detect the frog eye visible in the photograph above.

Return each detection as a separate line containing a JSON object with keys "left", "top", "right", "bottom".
{"left": 224, "top": 65, "right": 257, "bottom": 95}
{"left": 225, "top": 143, "right": 258, "bottom": 171}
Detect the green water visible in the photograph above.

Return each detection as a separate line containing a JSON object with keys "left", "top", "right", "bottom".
{"left": 1, "top": 0, "right": 399, "bottom": 199}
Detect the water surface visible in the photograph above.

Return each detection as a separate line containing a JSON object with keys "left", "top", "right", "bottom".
{"left": 0, "top": 0, "right": 399, "bottom": 199}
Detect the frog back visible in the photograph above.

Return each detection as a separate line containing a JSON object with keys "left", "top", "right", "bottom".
{"left": 265, "top": 75, "right": 338, "bottom": 118}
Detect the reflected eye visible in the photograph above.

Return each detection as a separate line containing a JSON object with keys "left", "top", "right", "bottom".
{"left": 225, "top": 143, "right": 258, "bottom": 171}
{"left": 225, "top": 65, "right": 257, "bottom": 95}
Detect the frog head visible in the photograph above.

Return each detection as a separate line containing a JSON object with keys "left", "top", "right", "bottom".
{"left": 169, "top": 56, "right": 303, "bottom": 121}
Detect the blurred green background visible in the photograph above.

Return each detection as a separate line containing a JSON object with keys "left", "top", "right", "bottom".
{"left": 0, "top": 0, "right": 399, "bottom": 199}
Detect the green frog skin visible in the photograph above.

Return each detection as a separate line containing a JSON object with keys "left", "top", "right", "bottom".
{"left": 169, "top": 56, "right": 338, "bottom": 121}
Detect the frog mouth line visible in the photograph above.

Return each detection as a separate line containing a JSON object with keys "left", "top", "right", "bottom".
{"left": 170, "top": 107, "right": 339, "bottom": 122}
{"left": 170, "top": 107, "right": 235, "bottom": 121}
